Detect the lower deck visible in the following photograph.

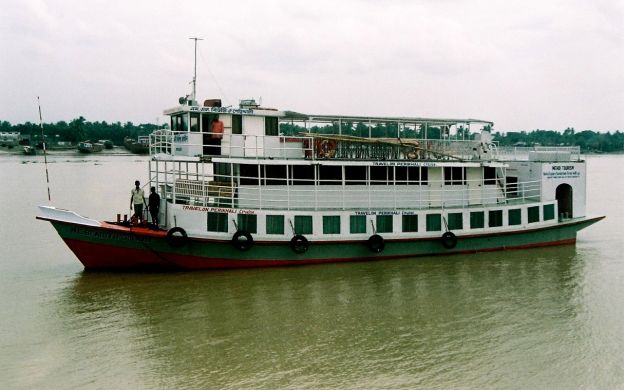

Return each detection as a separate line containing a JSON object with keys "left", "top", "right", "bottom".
{"left": 163, "top": 200, "right": 562, "bottom": 242}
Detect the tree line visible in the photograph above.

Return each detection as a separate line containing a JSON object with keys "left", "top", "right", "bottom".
{"left": 0, "top": 117, "right": 160, "bottom": 146}
{"left": 1, "top": 117, "right": 622, "bottom": 152}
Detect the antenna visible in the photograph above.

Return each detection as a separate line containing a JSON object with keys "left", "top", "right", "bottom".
{"left": 189, "top": 37, "right": 204, "bottom": 102}
{"left": 37, "top": 96, "right": 51, "bottom": 202}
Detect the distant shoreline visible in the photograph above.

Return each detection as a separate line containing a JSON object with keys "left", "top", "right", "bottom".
{"left": 0, "top": 146, "right": 146, "bottom": 157}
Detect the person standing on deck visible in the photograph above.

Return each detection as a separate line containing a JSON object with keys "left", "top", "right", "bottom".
{"left": 210, "top": 117, "right": 224, "bottom": 155}
{"left": 148, "top": 186, "right": 161, "bottom": 227}
{"left": 130, "top": 180, "right": 145, "bottom": 225}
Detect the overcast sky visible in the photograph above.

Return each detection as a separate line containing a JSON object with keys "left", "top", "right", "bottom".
{"left": 1, "top": 0, "right": 622, "bottom": 131}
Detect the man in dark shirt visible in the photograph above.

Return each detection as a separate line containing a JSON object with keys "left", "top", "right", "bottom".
{"left": 148, "top": 187, "right": 161, "bottom": 227}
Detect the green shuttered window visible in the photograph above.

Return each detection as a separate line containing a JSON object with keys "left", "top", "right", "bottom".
{"left": 528, "top": 206, "right": 540, "bottom": 223}
{"left": 470, "top": 211, "right": 484, "bottom": 229}
{"left": 402, "top": 215, "right": 418, "bottom": 232}
{"left": 376, "top": 215, "right": 393, "bottom": 233}
{"left": 350, "top": 215, "right": 367, "bottom": 234}
{"left": 266, "top": 215, "right": 284, "bottom": 235}
{"left": 489, "top": 210, "right": 503, "bottom": 227}
{"left": 543, "top": 204, "right": 555, "bottom": 221}
{"left": 426, "top": 214, "right": 442, "bottom": 231}
{"left": 323, "top": 216, "right": 341, "bottom": 234}
{"left": 207, "top": 212, "right": 228, "bottom": 232}
{"left": 237, "top": 214, "right": 257, "bottom": 234}
{"left": 508, "top": 209, "right": 522, "bottom": 226}
{"left": 295, "top": 215, "right": 313, "bottom": 235}
{"left": 448, "top": 213, "right": 463, "bottom": 230}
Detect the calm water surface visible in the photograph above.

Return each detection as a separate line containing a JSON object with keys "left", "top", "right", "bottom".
{"left": 1, "top": 153, "right": 623, "bottom": 389}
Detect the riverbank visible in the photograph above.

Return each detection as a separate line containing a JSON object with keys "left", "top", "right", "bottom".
{"left": 0, "top": 145, "right": 142, "bottom": 157}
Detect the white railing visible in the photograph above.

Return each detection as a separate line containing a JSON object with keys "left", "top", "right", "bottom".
{"left": 150, "top": 130, "right": 499, "bottom": 161}
{"left": 154, "top": 170, "right": 542, "bottom": 211}
{"left": 497, "top": 146, "right": 581, "bottom": 161}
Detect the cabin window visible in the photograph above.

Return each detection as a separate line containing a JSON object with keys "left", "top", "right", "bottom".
{"left": 350, "top": 215, "right": 367, "bottom": 234}
{"left": 240, "top": 164, "right": 259, "bottom": 185}
{"left": 207, "top": 212, "right": 228, "bottom": 232}
{"left": 376, "top": 215, "right": 393, "bottom": 233}
{"left": 370, "top": 166, "right": 393, "bottom": 185}
{"left": 528, "top": 206, "right": 540, "bottom": 223}
{"left": 484, "top": 167, "right": 496, "bottom": 185}
{"left": 426, "top": 214, "right": 442, "bottom": 231}
{"left": 488, "top": 210, "right": 503, "bottom": 227}
{"left": 444, "top": 167, "right": 466, "bottom": 185}
{"left": 265, "top": 117, "right": 278, "bottom": 136}
{"left": 543, "top": 204, "right": 555, "bottom": 221}
{"left": 508, "top": 209, "right": 522, "bottom": 226}
{"left": 319, "top": 165, "right": 342, "bottom": 185}
{"left": 232, "top": 115, "right": 242, "bottom": 134}
{"left": 237, "top": 214, "right": 257, "bottom": 234}
{"left": 292, "top": 165, "right": 315, "bottom": 185}
{"left": 264, "top": 165, "right": 287, "bottom": 185}
{"left": 447, "top": 212, "right": 463, "bottom": 230}
{"left": 266, "top": 215, "right": 285, "bottom": 235}
{"left": 395, "top": 166, "right": 425, "bottom": 185}
{"left": 470, "top": 211, "right": 484, "bottom": 229}
{"left": 323, "top": 216, "right": 341, "bottom": 234}
{"left": 294, "top": 215, "right": 313, "bottom": 234}
{"left": 190, "top": 113, "right": 200, "bottom": 132}
{"left": 402, "top": 215, "right": 418, "bottom": 232}
{"left": 345, "top": 166, "right": 366, "bottom": 185}
{"left": 171, "top": 114, "right": 187, "bottom": 132}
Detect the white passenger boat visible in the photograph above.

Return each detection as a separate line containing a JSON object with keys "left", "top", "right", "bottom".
{"left": 38, "top": 96, "right": 603, "bottom": 269}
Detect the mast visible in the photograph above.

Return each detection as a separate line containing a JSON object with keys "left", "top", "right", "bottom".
{"left": 189, "top": 37, "right": 203, "bottom": 102}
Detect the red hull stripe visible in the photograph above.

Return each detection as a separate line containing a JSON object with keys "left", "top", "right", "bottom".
{"left": 63, "top": 237, "right": 577, "bottom": 270}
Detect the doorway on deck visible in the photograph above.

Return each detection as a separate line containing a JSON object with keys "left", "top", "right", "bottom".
{"left": 556, "top": 183, "right": 573, "bottom": 220}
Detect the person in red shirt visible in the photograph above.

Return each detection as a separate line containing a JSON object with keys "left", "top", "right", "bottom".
{"left": 208, "top": 118, "right": 224, "bottom": 155}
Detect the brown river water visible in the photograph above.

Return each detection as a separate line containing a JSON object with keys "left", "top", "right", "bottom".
{"left": 0, "top": 152, "right": 622, "bottom": 389}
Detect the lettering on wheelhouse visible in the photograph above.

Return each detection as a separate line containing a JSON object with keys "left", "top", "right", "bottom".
{"left": 70, "top": 226, "right": 152, "bottom": 243}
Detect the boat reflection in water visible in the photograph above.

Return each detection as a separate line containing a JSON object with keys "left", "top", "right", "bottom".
{"left": 57, "top": 246, "right": 588, "bottom": 388}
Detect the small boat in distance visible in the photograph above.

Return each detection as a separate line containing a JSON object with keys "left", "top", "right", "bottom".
{"left": 22, "top": 145, "right": 36, "bottom": 155}
{"left": 77, "top": 141, "right": 104, "bottom": 153}
{"left": 124, "top": 136, "right": 149, "bottom": 154}
{"left": 98, "top": 140, "right": 114, "bottom": 149}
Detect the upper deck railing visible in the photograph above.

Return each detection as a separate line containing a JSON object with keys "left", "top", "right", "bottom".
{"left": 496, "top": 146, "right": 582, "bottom": 161}
{"left": 150, "top": 130, "right": 502, "bottom": 162}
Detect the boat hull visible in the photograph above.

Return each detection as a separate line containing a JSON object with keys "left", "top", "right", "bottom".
{"left": 42, "top": 216, "right": 604, "bottom": 270}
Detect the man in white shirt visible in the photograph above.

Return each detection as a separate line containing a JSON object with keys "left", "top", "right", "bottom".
{"left": 130, "top": 180, "right": 146, "bottom": 225}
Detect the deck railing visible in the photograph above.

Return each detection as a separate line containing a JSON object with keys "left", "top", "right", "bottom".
{"left": 151, "top": 167, "right": 542, "bottom": 211}
{"left": 150, "top": 130, "right": 498, "bottom": 162}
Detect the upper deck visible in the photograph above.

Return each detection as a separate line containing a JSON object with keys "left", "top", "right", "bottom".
{"left": 152, "top": 99, "right": 581, "bottom": 164}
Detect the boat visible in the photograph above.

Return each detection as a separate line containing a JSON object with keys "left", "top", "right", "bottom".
{"left": 22, "top": 145, "right": 36, "bottom": 155}
{"left": 77, "top": 141, "right": 104, "bottom": 153}
{"left": 37, "top": 96, "right": 604, "bottom": 270}
{"left": 98, "top": 139, "right": 114, "bottom": 149}
{"left": 124, "top": 136, "right": 149, "bottom": 154}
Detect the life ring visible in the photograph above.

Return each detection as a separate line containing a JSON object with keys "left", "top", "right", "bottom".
{"left": 441, "top": 232, "right": 457, "bottom": 249}
{"left": 368, "top": 234, "right": 385, "bottom": 253}
{"left": 232, "top": 230, "right": 254, "bottom": 251}
{"left": 290, "top": 234, "right": 309, "bottom": 254}
{"left": 166, "top": 227, "right": 188, "bottom": 248}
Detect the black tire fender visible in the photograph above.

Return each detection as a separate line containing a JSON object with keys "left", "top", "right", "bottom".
{"left": 166, "top": 227, "right": 188, "bottom": 248}
{"left": 368, "top": 234, "right": 385, "bottom": 253}
{"left": 232, "top": 230, "right": 254, "bottom": 251}
{"left": 290, "top": 234, "right": 309, "bottom": 254}
{"left": 441, "top": 231, "right": 457, "bottom": 249}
